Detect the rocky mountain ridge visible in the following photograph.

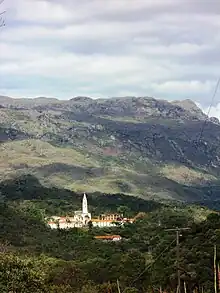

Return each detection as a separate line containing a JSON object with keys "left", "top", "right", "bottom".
{"left": 1, "top": 94, "right": 220, "bottom": 203}
{"left": 0, "top": 95, "right": 216, "bottom": 123}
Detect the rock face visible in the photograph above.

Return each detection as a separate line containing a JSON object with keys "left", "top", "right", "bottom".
{"left": 1, "top": 95, "right": 220, "bottom": 202}
{"left": 0, "top": 95, "right": 213, "bottom": 121}
{"left": 171, "top": 99, "right": 207, "bottom": 120}
{"left": 0, "top": 95, "right": 219, "bottom": 164}
{"left": 210, "top": 117, "right": 220, "bottom": 124}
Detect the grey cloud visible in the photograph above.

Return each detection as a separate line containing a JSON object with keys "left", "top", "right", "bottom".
{"left": 63, "top": 40, "right": 130, "bottom": 55}
{"left": 187, "top": 48, "right": 220, "bottom": 65}
{"left": 55, "top": 0, "right": 220, "bottom": 23}
{"left": 2, "top": 0, "right": 220, "bottom": 105}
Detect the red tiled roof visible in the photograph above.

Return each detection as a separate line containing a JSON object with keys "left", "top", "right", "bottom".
{"left": 94, "top": 235, "right": 121, "bottom": 240}
{"left": 92, "top": 219, "right": 115, "bottom": 222}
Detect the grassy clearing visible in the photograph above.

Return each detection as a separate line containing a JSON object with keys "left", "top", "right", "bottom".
{"left": 161, "top": 164, "right": 217, "bottom": 185}
{"left": 0, "top": 139, "right": 100, "bottom": 168}
{"left": 0, "top": 139, "right": 150, "bottom": 196}
{"left": 0, "top": 138, "right": 218, "bottom": 202}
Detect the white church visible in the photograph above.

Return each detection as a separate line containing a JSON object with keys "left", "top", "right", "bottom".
{"left": 47, "top": 193, "right": 92, "bottom": 229}
{"left": 47, "top": 193, "right": 134, "bottom": 229}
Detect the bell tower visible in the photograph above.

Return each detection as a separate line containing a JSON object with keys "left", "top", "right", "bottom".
{"left": 82, "top": 193, "right": 88, "bottom": 214}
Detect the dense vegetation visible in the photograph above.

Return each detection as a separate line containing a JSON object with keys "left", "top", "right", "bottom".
{"left": 1, "top": 96, "right": 220, "bottom": 292}
{"left": 0, "top": 175, "right": 162, "bottom": 217}
{"left": 0, "top": 177, "right": 219, "bottom": 293}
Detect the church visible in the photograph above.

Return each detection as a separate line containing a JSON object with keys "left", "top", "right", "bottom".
{"left": 47, "top": 193, "right": 91, "bottom": 229}
{"left": 47, "top": 193, "right": 134, "bottom": 229}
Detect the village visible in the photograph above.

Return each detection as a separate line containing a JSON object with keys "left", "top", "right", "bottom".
{"left": 46, "top": 193, "right": 134, "bottom": 241}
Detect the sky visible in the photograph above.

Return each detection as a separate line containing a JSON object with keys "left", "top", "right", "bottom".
{"left": 0, "top": 0, "right": 220, "bottom": 116}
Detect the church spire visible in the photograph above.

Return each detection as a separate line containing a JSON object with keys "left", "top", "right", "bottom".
{"left": 82, "top": 192, "right": 88, "bottom": 214}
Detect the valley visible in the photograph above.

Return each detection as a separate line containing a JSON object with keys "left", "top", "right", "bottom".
{"left": 1, "top": 0, "right": 219, "bottom": 291}
{"left": 1, "top": 95, "right": 220, "bottom": 292}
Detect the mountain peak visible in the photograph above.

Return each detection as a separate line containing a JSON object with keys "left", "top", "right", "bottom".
{"left": 172, "top": 98, "right": 199, "bottom": 110}
{"left": 70, "top": 96, "right": 93, "bottom": 103}
{"left": 171, "top": 99, "right": 207, "bottom": 119}
{"left": 33, "top": 97, "right": 58, "bottom": 102}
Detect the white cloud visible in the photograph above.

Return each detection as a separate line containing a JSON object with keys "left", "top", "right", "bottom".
{"left": 7, "top": 0, "right": 177, "bottom": 24}
{"left": 132, "top": 43, "right": 211, "bottom": 57}
{"left": 196, "top": 99, "right": 220, "bottom": 120}
{"left": 205, "top": 104, "right": 220, "bottom": 120}
{"left": 152, "top": 81, "right": 215, "bottom": 95}
{"left": 5, "top": 0, "right": 74, "bottom": 23}
{"left": 0, "top": 0, "right": 220, "bottom": 105}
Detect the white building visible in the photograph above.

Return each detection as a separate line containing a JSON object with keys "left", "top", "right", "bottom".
{"left": 91, "top": 218, "right": 134, "bottom": 228}
{"left": 47, "top": 193, "right": 91, "bottom": 229}
{"left": 92, "top": 219, "right": 118, "bottom": 228}
{"left": 47, "top": 193, "right": 134, "bottom": 229}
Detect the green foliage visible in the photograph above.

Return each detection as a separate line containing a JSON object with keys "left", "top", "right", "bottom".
{"left": 3, "top": 92, "right": 220, "bottom": 293}
{"left": 0, "top": 175, "right": 162, "bottom": 217}
{"left": 123, "top": 288, "right": 139, "bottom": 293}
{"left": 118, "top": 249, "right": 146, "bottom": 287}
{"left": 0, "top": 197, "right": 218, "bottom": 292}
{"left": 117, "top": 205, "right": 132, "bottom": 217}
{"left": 47, "top": 260, "right": 87, "bottom": 290}
{"left": 0, "top": 175, "right": 218, "bottom": 293}
{"left": 0, "top": 253, "right": 46, "bottom": 293}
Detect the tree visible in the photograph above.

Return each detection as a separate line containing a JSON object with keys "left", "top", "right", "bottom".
{"left": 118, "top": 249, "right": 146, "bottom": 288}
{"left": 0, "top": 0, "right": 5, "bottom": 28}
{"left": 123, "top": 288, "right": 139, "bottom": 293}
{"left": 117, "top": 205, "right": 131, "bottom": 218}
{"left": 47, "top": 261, "right": 87, "bottom": 291}
{"left": 0, "top": 240, "right": 10, "bottom": 253}
{"left": 80, "top": 284, "right": 97, "bottom": 293}
{"left": 88, "top": 220, "right": 93, "bottom": 231}
{"left": 0, "top": 253, "right": 46, "bottom": 292}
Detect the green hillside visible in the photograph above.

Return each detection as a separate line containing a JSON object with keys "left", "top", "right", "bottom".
{"left": 0, "top": 193, "right": 218, "bottom": 293}
{"left": 1, "top": 96, "right": 220, "bottom": 204}
{"left": 0, "top": 138, "right": 219, "bottom": 203}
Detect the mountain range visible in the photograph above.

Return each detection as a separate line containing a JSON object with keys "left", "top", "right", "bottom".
{"left": 1, "top": 95, "right": 220, "bottom": 205}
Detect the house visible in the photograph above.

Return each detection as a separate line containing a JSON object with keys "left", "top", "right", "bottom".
{"left": 47, "top": 193, "right": 135, "bottom": 230}
{"left": 94, "top": 235, "right": 122, "bottom": 241}
{"left": 47, "top": 193, "right": 91, "bottom": 229}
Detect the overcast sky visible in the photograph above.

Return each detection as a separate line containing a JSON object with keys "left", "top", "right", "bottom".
{"left": 0, "top": 0, "right": 220, "bottom": 114}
